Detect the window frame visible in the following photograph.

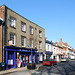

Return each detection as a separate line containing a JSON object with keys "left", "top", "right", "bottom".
{"left": 21, "top": 36, "right": 26, "bottom": 47}
{"left": 30, "top": 26, "right": 33, "bottom": 34}
{"left": 39, "top": 30, "right": 42, "bottom": 38}
{"left": 21, "top": 22, "right": 26, "bottom": 32}
{"left": 10, "top": 33, "right": 15, "bottom": 45}
{"left": 39, "top": 41, "right": 42, "bottom": 49}
{"left": 10, "top": 17, "right": 16, "bottom": 28}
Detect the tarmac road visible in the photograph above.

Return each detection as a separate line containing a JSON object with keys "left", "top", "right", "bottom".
{"left": 6, "top": 60, "right": 75, "bottom": 75}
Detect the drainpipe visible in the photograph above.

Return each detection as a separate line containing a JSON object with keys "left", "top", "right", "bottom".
{"left": 1, "top": 21, "right": 4, "bottom": 62}
{"left": 0, "top": 19, "right": 4, "bottom": 62}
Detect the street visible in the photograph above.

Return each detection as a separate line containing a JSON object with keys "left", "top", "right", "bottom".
{"left": 6, "top": 60, "right": 75, "bottom": 75}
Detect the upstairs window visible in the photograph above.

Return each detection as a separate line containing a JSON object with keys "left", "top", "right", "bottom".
{"left": 59, "top": 49, "right": 62, "bottom": 54}
{"left": 10, "top": 17, "right": 15, "bottom": 27}
{"left": 39, "top": 41, "right": 42, "bottom": 49}
{"left": 39, "top": 30, "right": 42, "bottom": 38}
{"left": 30, "top": 26, "right": 33, "bottom": 34}
{"left": 21, "top": 36, "right": 26, "bottom": 47}
{"left": 48, "top": 45, "right": 49, "bottom": 51}
{"left": 21, "top": 22, "right": 26, "bottom": 32}
{"left": 30, "top": 39, "right": 33, "bottom": 48}
{"left": 54, "top": 48, "right": 55, "bottom": 53}
{"left": 10, "top": 33, "right": 15, "bottom": 45}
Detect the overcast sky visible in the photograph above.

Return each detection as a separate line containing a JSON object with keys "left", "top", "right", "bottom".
{"left": 0, "top": 0, "right": 75, "bottom": 49}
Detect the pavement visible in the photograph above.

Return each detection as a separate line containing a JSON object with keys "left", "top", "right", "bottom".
{"left": 0, "top": 63, "right": 42, "bottom": 75}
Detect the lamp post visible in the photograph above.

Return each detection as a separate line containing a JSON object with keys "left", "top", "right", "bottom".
{"left": 31, "top": 47, "right": 32, "bottom": 63}
{"left": 0, "top": 18, "right": 4, "bottom": 62}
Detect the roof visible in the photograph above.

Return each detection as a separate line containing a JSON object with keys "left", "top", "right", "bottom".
{"left": 1, "top": 5, "right": 45, "bottom": 30}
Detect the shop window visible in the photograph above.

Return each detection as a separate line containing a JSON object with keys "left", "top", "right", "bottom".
{"left": 10, "top": 17, "right": 15, "bottom": 27}
{"left": 21, "top": 22, "right": 26, "bottom": 32}
{"left": 21, "top": 36, "right": 26, "bottom": 47}
{"left": 10, "top": 33, "right": 15, "bottom": 45}
{"left": 30, "top": 26, "right": 33, "bottom": 34}
{"left": 39, "top": 41, "right": 42, "bottom": 49}
{"left": 30, "top": 39, "right": 33, "bottom": 48}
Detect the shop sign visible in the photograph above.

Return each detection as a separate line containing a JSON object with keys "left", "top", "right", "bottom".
{"left": 9, "top": 41, "right": 13, "bottom": 45}
{"left": 19, "top": 49, "right": 31, "bottom": 52}
{"left": 8, "top": 59, "right": 13, "bottom": 65}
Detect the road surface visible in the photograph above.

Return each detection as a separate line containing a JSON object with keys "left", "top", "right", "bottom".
{"left": 6, "top": 60, "right": 75, "bottom": 75}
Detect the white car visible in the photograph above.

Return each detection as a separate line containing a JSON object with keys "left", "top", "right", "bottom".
{"left": 61, "top": 58, "right": 66, "bottom": 62}
{"left": 70, "top": 56, "right": 75, "bottom": 60}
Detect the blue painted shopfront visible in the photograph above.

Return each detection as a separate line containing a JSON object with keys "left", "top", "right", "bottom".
{"left": 5, "top": 46, "right": 37, "bottom": 70}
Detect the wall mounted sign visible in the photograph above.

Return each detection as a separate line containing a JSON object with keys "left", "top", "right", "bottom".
{"left": 8, "top": 59, "right": 13, "bottom": 65}
{"left": 9, "top": 41, "right": 13, "bottom": 45}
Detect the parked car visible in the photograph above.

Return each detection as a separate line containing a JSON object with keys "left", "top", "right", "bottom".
{"left": 65, "top": 57, "right": 70, "bottom": 62}
{"left": 60, "top": 58, "right": 66, "bottom": 62}
{"left": 70, "top": 56, "right": 75, "bottom": 60}
{"left": 61, "top": 57, "right": 70, "bottom": 62}
{"left": 42, "top": 59, "right": 57, "bottom": 66}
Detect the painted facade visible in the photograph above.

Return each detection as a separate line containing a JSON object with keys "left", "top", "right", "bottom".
{"left": 45, "top": 38, "right": 53, "bottom": 59}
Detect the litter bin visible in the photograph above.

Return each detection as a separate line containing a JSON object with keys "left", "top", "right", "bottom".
{"left": 0, "top": 63, "right": 5, "bottom": 71}
{"left": 27, "top": 63, "right": 36, "bottom": 69}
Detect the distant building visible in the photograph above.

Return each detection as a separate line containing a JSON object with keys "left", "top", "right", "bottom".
{"left": 56, "top": 38, "right": 75, "bottom": 60}
{"left": 52, "top": 42, "right": 62, "bottom": 62}
{"left": 45, "top": 38, "right": 53, "bottom": 59}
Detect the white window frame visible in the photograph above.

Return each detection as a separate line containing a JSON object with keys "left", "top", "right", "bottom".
{"left": 21, "top": 22, "right": 26, "bottom": 32}
{"left": 48, "top": 45, "right": 49, "bottom": 51}
{"left": 30, "top": 26, "right": 33, "bottom": 34}
{"left": 10, "top": 17, "right": 15, "bottom": 27}
{"left": 39, "top": 41, "right": 42, "bottom": 49}
{"left": 39, "top": 31, "right": 42, "bottom": 38}
{"left": 54, "top": 48, "right": 55, "bottom": 53}
{"left": 10, "top": 33, "right": 15, "bottom": 45}
{"left": 59, "top": 49, "right": 62, "bottom": 54}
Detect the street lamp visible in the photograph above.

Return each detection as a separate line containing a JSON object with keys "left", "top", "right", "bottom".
{"left": 31, "top": 47, "right": 32, "bottom": 63}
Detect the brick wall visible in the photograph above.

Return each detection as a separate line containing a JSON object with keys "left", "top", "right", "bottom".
{"left": 0, "top": 6, "right": 3, "bottom": 18}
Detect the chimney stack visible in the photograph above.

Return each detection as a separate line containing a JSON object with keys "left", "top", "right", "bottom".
{"left": 60, "top": 38, "right": 62, "bottom": 44}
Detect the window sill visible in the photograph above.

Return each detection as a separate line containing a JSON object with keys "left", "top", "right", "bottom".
{"left": 21, "top": 30, "right": 26, "bottom": 33}
{"left": 30, "top": 34, "right": 34, "bottom": 35}
{"left": 10, "top": 26, "right": 16, "bottom": 29}
{"left": 21, "top": 46, "right": 26, "bottom": 48}
{"left": 39, "top": 48, "right": 42, "bottom": 50}
{"left": 39, "top": 37, "right": 42, "bottom": 38}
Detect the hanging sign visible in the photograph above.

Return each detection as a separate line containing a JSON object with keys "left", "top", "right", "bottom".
{"left": 17, "top": 52, "right": 19, "bottom": 58}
